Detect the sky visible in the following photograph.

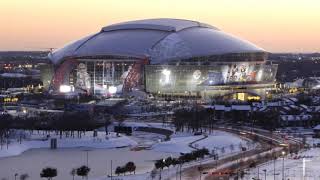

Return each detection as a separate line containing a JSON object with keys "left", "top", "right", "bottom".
{"left": 0, "top": 0, "right": 319, "bottom": 52}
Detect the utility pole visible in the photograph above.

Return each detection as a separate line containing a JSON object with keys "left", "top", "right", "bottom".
{"left": 86, "top": 151, "right": 89, "bottom": 167}
{"left": 179, "top": 163, "right": 182, "bottom": 180}
{"left": 110, "top": 160, "right": 113, "bottom": 180}
{"left": 199, "top": 161, "right": 202, "bottom": 180}
{"left": 85, "top": 150, "right": 89, "bottom": 180}
{"left": 263, "top": 169, "right": 267, "bottom": 180}
{"left": 282, "top": 155, "right": 285, "bottom": 180}
{"left": 274, "top": 156, "right": 276, "bottom": 180}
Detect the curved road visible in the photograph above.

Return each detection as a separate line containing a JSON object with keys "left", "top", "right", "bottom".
{"left": 168, "top": 126, "right": 302, "bottom": 180}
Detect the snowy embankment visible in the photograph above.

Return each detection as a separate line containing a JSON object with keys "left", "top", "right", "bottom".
{"left": 152, "top": 130, "right": 252, "bottom": 154}
{"left": 0, "top": 131, "right": 137, "bottom": 158}
{"left": 152, "top": 134, "right": 201, "bottom": 153}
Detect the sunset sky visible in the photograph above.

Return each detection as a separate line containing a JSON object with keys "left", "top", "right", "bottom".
{"left": 0, "top": 0, "right": 319, "bottom": 52}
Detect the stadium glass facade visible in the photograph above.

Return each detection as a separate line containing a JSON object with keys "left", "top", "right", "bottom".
{"left": 145, "top": 63, "right": 278, "bottom": 99}
{"left": 67, "top": 59, "right": 134, "bottom": 95}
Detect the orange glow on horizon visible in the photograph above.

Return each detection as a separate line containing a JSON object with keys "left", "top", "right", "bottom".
{"left": 0, "top": 0, "right": 319, "bottom": 52}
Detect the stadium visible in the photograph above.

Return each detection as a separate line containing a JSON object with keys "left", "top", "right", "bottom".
{"left": 48, "top": 18, "right": 277, "bottom": 100}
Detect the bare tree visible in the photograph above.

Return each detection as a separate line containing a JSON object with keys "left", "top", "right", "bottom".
{"left": 70, "top": 168, "right": 76, "bottom": 180}
{"left": 19, "top": 174, "right": 29, "bottom": 180}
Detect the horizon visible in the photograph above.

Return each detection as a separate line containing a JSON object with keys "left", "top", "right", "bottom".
{"left": 0, "top": 0, "right": 320, "bottom": 52}
{"left": 0, "top": 50, "right": 319, "bottom": 54}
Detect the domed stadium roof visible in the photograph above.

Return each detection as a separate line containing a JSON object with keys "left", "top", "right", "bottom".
{"left": 49, "top": 18, "right": 266, "bottom": 65}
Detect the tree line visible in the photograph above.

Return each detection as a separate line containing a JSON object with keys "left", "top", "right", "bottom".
{"left": 154, "top": 148, "right": 209, "bottom": 170}
{"left": 115, "top": 161, "right": 136, "bottom": 176}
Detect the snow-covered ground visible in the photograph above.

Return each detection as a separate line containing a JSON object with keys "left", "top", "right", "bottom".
{"left": 0, "top": 124, "right": 249, "bottom": 180}
{"left": 152, "top": 134, "right": 201, "bottom": 153}
{"left": 91, "top": 130, "right": 252, "bottom": 180}
{"left": 0, "top": 147, "right": 173, "bottom": 180}
{"left": 195, "top": 131, "right": 251, "bottom": 153}
{"left": 244, "top": 137, "right": 320, "bottom": 180}
{"left": 153, "top": 130, "right": 252, "bottom": 155}
{"left": 121, "top": 121, "right": 175, "bottom": 131}
{"left": 0, "top": 131, "right": 137, "bottom": 158}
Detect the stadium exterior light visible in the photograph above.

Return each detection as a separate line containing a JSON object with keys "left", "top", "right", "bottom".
{"left": 59, "top": 85, "right": 72, "bottom": 93}
{"left": 162, "top": 69, "right": 171, "bottom": 84}
{"left": 108, "top": 86, "right": 117, "bottom": 94}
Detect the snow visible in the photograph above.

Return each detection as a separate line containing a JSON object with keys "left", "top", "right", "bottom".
{"left": 0, "top": 127, "right": 249, "bottom": 180}
{"left": 231, "top": 105, "right": 251, "bottom": 111}
{"left": 214, "top": 105, "right": 226, "bottom": 111}
{"left": 0, "top": 73, "right": 29, "bottom": 78}
{"left": 313, "top": 124, "right": 320, "bottom": 130}
{"left": 244, "top": 138, "right": 320, "bottom": 180}
{"left": 0, "top": 147, "right": 173, "bottom": 180}
{"left": 194, "top": 131, "right": 249, "bottom": 153}
{"left": 245, "top": 148, "right": 320, "bottom": 180}
{"left": 152, "top": 130, "right": 249, "bottom": 155}
{"left": 127, "top": 111, "right": 174, "bottom": 117}
{"left": 280, "top": 115, "right": 312, "bottom": 121}
{"left": 0, "top": 131, "right": 171, "bottom": 180}
{"left": 0, "top": 131, "right": 137, "bottom": 158}
{"left": 92, "top": 130, "right": 251, "bottom": 180}
{"left": 152, "top": 135, "right": 201, "bottom": 153}
{"left": 122, "top": 121, "right": 175, "bottom": 131}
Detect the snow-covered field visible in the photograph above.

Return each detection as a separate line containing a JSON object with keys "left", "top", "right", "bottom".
{"left": 0, "top": 123, "right": 249, "bottom": 180}
{"left": 0, "top": 131, "right": 137, "bottom": 158}
{"left": 0, "top": 147, "right": 174, "bottom": 180}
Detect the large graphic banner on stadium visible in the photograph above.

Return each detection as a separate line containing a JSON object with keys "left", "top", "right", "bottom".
{"left": 145, "top": 63, "right": 278, "bottom": 93}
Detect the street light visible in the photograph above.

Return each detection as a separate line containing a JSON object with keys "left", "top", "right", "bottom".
{"left": 14, "top": 173, "right": 18, "bottom": 180}
{"left": 179, "top": 162, "right": 183, "bottom": 180}
{"left": 263, "top": 169, "right": 267, "bottom": 180}
{"left": 83, "top": 149, "right": 91, "bottom": 180}
{"left": 282, "top": 151, "right": 286, "bottom": 180}
{"left": 198, "top": 161, "right": 203, "bottom": 180}
{"left": 273, "top": 155, "right": 276, "bottom": 180}
{"left": 160, "top": 158, "right": 165, "bottom": 180}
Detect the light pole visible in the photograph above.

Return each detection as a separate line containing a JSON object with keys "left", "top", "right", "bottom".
{"left": 176, "top": 165, "right": 178, "bottom": 180}
{"left": 198, "top": 161, "right": 202, "bottom": 180}
{"left": 86, "top": 151, "right": 89, "bottom": 167}
{"left": 110, "top": 160, "right": 113, "bottom": 180}
{"left": 282, "top": 151, "right": 286, "bottom": 180}
{"left": 14, "top": 173, "right": 18, "bottom": 180}
{"left": 160, "top": 158, "right": 165, "bottom": 180}
{"left": 263, "top": 169, "right": 267, "bottom": 180}
{"left": 179, "top": 162, "right": 182, "bottom": 180}
{"left": 83, "top": 149, "right": 91, "bottom": 180}
{"left": 273, "top": 156, "right": 276, "bottom": 180}
{"left": 83, "top": 149, "right": 91, "bottom": 167}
